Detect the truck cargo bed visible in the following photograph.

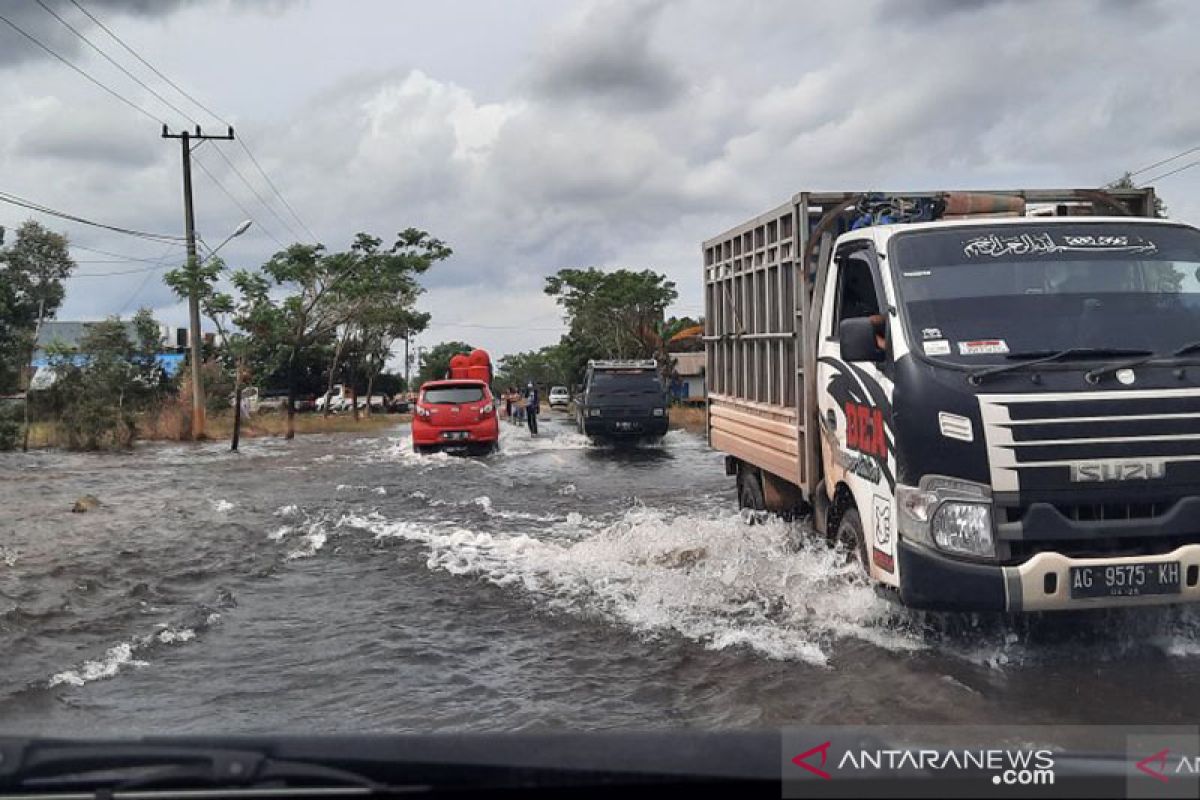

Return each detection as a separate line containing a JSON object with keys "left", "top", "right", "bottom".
{"left": 703, "top": 188, "right": 1159, "bottom": 501}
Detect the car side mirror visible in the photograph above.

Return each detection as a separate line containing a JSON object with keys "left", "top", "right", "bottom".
{"left": 838, "top": 317, "right": 886, "bottom": 362}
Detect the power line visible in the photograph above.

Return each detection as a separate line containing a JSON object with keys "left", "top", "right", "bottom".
{"left": 68, "top": 0, "right": 319, "bottom": 243}
{"left": 192, "top": 153, "right": 287, "bottom": 249}
{"left": 428, "top": 321, "right": 566, "bottom": 332}
{"left": 0, "top": 10, "right": 161, "bottom": 124}
{"left": 68, "top": 0, "right": 229, "bottom": 126}
{"left": 119, "top": 242, "right": 182, "bottom": 315}
{"left": 0, "top": 190, "right": 184, "bottom": 243}
{"left": 70, "top": 242, "right": 179, "bottom": 263}
{"left": 34, "top": 0, "right": 198, "bottom": 126}
{"left": 73, "top": 262, "right": 176, "bottom": 277}
{"left": 208, "top": 145, "right": 306, "bottom": 243}
{"left": 237, "top": 137, "right": 319, "bottom": 243}
{"left": 1126, "top": 146, "right": 1200, "bottom": 181}
{"left": 1140, "top": 158, "right": 1200, "bottom": 186}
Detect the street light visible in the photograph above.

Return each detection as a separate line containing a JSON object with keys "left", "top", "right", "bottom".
{"left": 208, "top": 219, "right": 253, "bottom": 258}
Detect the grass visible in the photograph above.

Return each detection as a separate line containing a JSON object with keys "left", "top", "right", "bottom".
{"left": 669, "top": 404, "right": 706, "bottom": 434}
{"left": 22, "top": 408, "right": 407, "bottom": 449}
{"left": 206, "top": 411, "right": 406, "bottom": 439}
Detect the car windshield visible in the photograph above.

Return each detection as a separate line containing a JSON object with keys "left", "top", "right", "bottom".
{"left": 422, "top": 385, "right": 485, "bottom": 404}
{"left": 893, "top": 223, "right": 1200, "bottom": 364}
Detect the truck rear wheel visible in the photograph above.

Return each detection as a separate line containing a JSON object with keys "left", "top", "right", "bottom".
{"left": 737, "top": 468, "right": 768, "bottom": 525}
{"left": 834, "top": 508, "right": 869, "bottom": 575}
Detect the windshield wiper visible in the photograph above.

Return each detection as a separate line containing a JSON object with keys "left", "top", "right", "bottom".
{"left": 967, "top": 347, "right": 1151, "bottom": 385}
{"left": 0, "top": 740, "right": 394, "bottom": 796}
{"left": 1084, "top": 340, "right": 1200, "bottom": 382}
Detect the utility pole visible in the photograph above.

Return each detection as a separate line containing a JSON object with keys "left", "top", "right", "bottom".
{"left": 403, "top": 332, "right": 410, "bottom": 391}
{"left": 162, "top": 124, "right": 235, "bottom": 440}
{"left": 412, "top": 345, "right": 426, "bottom": 388}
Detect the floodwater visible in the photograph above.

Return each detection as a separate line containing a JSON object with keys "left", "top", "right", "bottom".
{"left": 2, "top": 411, "right": 1199, "bottom": 735}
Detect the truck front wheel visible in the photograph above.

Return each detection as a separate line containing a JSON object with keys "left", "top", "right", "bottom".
{"left": 834, "top": 508, "right": 869, "bottom": 575}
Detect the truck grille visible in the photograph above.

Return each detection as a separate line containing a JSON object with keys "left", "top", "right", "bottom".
{"left": 598, "top": 407, "right": 649, "bottom": 418}
{"left": 1000, "top": 500, "right": 1169, "bottom": 524}
{"left": 980, "top": 388, "right": 1200, "bottom": 562}
{"left": 978, "top": 388, "right": 1200, "bottom": 494}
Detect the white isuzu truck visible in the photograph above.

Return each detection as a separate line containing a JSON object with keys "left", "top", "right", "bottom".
{"left": 703, "top": 188, "right": 1200, "bottom": 611}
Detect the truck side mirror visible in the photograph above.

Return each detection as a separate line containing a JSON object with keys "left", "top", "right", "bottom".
{"left": 838, "top": 317, "right": 886, "bottom": 362}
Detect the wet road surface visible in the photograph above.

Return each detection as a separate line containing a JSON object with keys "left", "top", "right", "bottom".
{"left": 3, "top": 410, "right": 1200, "bottom": 734}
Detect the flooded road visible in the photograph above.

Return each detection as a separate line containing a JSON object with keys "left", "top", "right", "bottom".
{"left": 3, "top": 410, "right": 1200, "bottom": 735}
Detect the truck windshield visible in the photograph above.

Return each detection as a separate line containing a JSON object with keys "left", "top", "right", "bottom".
{"left": 591, "top": 371, "right": 662, "bottom": 395}
{"left": 422, "top": 385, "right": 485, "bottom": 404}
{"left": 891, "top": 222, "right": 1200, "bottom": 364}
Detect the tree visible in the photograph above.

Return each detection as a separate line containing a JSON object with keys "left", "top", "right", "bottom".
{"left": 495, "top": 344, "right": 574, "bottom": 389}
{"left": 544, "top": 268, "right": 678, "bottom": 360}
{"left": 317, "top": 232, "right": 444, "bottom": 417}
{"left": 43, "top": 310, "right": 165, "bottom": 450}
{"left": 0, "top": 221, "right": 77, "bottom": 449}
{"left": 1106, "top": 173, "right": 1168, "bottom": 217}
{"left": 543, "top": 268, "right": 678, "bottom": 383}
{"left": 233, "top": 229, "right": 448, "bottom": 437}
{"left": 166, "top": 254, "right": 262, "bottom": 448}
{"left": 417, "top": 341, "right": 474, "bottom": 385}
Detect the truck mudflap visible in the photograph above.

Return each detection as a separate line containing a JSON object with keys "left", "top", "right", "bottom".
{"left": 898, "top": 540, "right": 1200, "bottom": 612}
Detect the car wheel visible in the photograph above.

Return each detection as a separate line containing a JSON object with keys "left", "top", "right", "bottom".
{"left": 737, "top": 468, "right": 768, "bottom": 525}
{"left": 834, "top": 507, "right": 869, "bottom": 576}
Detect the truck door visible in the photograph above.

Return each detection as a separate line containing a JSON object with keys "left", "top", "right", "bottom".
{"left": 816, "top": 244, "right": 898, "bottom": 584}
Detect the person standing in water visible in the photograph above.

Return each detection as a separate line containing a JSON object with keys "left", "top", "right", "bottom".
{"left": 525, "top": 382, "right": 539, "bottom": 436}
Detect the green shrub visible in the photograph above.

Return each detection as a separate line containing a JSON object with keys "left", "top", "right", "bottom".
{"left": 0, "top": 404, "right": 19, "bottom": 451}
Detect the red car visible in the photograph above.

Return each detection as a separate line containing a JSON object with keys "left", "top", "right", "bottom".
{"left": 411, "top": 379, "right": 499, "bottom": 454}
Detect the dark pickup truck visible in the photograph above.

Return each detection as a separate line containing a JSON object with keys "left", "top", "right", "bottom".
{"left": 576, "top": 359, "right": 669, "bottom": 443}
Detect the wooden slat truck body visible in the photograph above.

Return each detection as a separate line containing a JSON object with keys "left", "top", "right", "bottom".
{"left": 703, "top": 189, "right": 1200, "bottom": 611}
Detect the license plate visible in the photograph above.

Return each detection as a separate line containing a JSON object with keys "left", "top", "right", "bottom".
{"left": 1069, "top": 562, "right": 1181, "bottom": 599}
{"left": 614, "top": 421, "right": 639, "bottom": 431}
{"left": 441, "top": 431, "right": 469, "bottom": 441}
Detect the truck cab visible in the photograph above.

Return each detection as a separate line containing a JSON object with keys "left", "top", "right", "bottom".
{"left": 705, "top": 189, "right": 1200, "bottom": 611}
{"left": 576, "top": 360, "right": 669, "bottom": 442}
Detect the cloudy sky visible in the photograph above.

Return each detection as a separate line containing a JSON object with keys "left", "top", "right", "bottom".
{"left": 2, "top": 0, "right": 1199, "bottom": 364}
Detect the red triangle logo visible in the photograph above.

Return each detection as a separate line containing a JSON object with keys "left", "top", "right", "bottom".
{"left": 1137, "top": 748, "right": 1171, "bottom": 783}
{"left": 792, "top": 741, "right": 833, "bottom": 780}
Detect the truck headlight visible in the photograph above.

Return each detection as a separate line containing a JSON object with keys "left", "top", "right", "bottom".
{"left": 588, "top": 408, "right": 602, "bottom": 417}
{"left": 931, "top": 502, "right": 994, "bottom": 558}
{"left": 896, "top": 477, "right": 995, "bottom": 559}
{"left": 652, "top": 408, "right": 665, "bottom": 417}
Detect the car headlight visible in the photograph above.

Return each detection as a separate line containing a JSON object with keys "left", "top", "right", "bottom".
{"left": 931, "top": 502, "right": 994, "bottom": 558}
{"left": 652, "top": 408, "right": 665, "bottom": 417}
{"left": 588, "top": 408, "right": 602, "bottom": 417}
{"left": 896, "top": 476, "right": 995, "bottom": 559}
